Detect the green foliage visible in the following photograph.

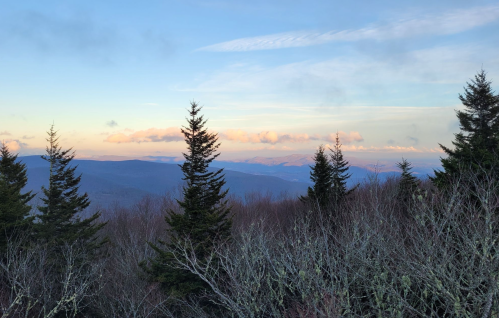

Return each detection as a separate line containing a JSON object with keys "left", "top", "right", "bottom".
{"left": 432, "top": 70, "right": 499, "bottom": 188}
{"left": 301, "top": 145, "right": 333, "bottom": 209}
{"left": 0, "top": 142, "right": 35, "bottom": 252}
{"left": 330, "top": 132, "right": 354, "bottom": 207}
{"left": 146, "top": 102, "right": 232, "bottom": 299}
{"left": 34, "top": 125, "right": 106, "bottom": 253}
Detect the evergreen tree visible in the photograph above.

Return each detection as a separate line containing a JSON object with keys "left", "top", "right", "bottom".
{"left": 432, "top": 70, "right": 499, "bottom": 188}
{"left": 145, "top": 101, "right": 232, "bottom": 299}
{"left": 330, "top": 132, "right": 354, "bottom": 207}
{"left": 396, "top": 158, "right": 420, "bottom": 213}
{"left": 34, "top": 125, "right": 106, "bottom": 253}
{"left": 0, "top": 142, "right": 35, "bottom": 251}
{"left": 301, "top": 145, "right": 333, "bottom": 209}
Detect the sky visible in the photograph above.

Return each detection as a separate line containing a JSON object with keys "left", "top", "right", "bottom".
{"left": 1, "top": 0, "right": 498, "bottom": 162}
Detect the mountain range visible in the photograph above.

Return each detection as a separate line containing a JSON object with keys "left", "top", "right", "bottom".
{"left": 20, "top": 154, "right": 440, "bottom": 208}
{"left": 20, "top": 156, "right": 310, "bottom": 208}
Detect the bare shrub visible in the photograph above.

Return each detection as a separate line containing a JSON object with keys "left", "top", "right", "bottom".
{"left": 0, "top": 238, "right": 103, "bottom": 318}
{"left": 158, "top": 170, "right": 499, "bottom": 317}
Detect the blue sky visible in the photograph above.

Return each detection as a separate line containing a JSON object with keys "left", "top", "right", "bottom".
{"left": 1, "top": 0, "right": 498, "bottom": 162}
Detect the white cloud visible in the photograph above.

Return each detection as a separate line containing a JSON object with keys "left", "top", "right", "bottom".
{"left": 198, "top": 5, "right": 499, "bottom": 52}
{"left": 182, "top": 45, "right": 497, "bottom": 97}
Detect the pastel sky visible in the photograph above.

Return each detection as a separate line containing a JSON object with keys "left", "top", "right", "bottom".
{"left": 1, "top": 0, "right": 498, "bottom": 161}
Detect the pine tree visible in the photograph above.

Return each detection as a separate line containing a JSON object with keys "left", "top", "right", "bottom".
{"left": 330, "top": 132, "right": 354, "bottom": 207}
{"left": 301, "top": 145, "right": 333, "bottom": 209}
{"left": 432, "top": 70, "right": 499, "bottom": 188}
{"left": 145, "top": 101, "right": 232, "bottom": 298}
{"left": 0, "top": 142, "right": 35, "bottom": 251}
{"left": 34, "top": 125, "right": 106, "bottom": 253}
{"left": 396, "top": 158, "right": 420, "bottom": 213}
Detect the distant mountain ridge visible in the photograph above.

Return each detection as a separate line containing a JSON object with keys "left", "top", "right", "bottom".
{"left": 71, "top": 153, "right": 440, "bottom": 185}
{"left": 20, "top": 156, "right": 310, "bottom": 208}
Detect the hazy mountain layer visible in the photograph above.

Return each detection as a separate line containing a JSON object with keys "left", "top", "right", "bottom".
{"left": 20, "top": 156, "right": 310, "bottom": 207}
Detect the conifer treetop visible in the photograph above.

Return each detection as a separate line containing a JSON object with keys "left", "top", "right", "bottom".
{"left": 303, "top": 144, "right": 334, "bottom": 208}
{"left": 433, "top": 70, "right": 499, "bottom": 187}
{"left": 36, "top": 125, "right": 105, "bottom": 251}
{"left": 180, "top": 101, "right": 221, "bottom": 185}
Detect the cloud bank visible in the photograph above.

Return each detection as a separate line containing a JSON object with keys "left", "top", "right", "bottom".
{"left": 199, "top": 6, "right": 499, "bottom": 52}
{"left": 222, "top": 129, "right": 362, "bottom": 145}
{"left": 332, "top": 144, "right": 443, "bottom": 153}
{"left": 105, "top": 128, "right": 364, "bottom": 145}
{"left": 221, "top": 129, "right": 318, "bottom": 144}
{"left": 105, "top": 128, "right": 183, "bottom": 143}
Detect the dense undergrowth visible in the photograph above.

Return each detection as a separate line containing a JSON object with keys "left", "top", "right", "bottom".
{"left": 2, "top": 171, "right": 498, "bottom": 317}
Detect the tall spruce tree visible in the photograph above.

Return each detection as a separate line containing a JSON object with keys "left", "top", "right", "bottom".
{"left": 432, "top": 70, "right": 499, "bottom": 188}
{"left": 330, "top": 132, "right": 354, "bottom": 207}
{"left": 145, "top": 101, "right": 232, "bottom": 298}
{"left": 301, "top": 145, "right": 333, "bottom": 209}
{"left": 34, "top": 125, "right": 106, "bottom": 253}
{"left": 396, "top": 158, "right": 420, "bottom": 213}
{"left": 0, "top": 142, "right": 35, "bottom": 251}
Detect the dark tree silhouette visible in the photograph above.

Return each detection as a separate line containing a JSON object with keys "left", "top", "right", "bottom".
{"left": 34, "top": 125, "right": 106, "bottom": 253}
{"left": 145, "top": 101, "right": 232, "bottom": 299}
{"left": 0, "top": 142, "right": 34, "bottom": 252}
{"left": 432, "top": 70, "right": 499, "bottom": 188}
{"left": 330, "top": 132, "right": 354, "bottom": 208}
{"left": 396, "top": 157, "right": 420, "bottom": 214}
{"left": 301, "top": 145, "right": 333, "bottom": 209}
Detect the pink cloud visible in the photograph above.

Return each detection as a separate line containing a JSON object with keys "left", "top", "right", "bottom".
{"left": 327, "top": 144, "right": 444, "bottom": 153}
{"left": 222, "top": 129, "right": 319, "bottom": 144}
{"left": 2, "top": 139, "right": 26, "bottom": 152}
{"left": 105, "top": 127, "right": 184, "bottom": 143}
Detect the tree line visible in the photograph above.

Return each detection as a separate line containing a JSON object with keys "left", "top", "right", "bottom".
{"left": 0, "top": 69, "right": 498, "bottom": 317}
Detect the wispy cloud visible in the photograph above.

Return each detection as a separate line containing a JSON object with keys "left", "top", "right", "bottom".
{"left": 0, "top": 131, "right": 11, "bottom": 136}
{"left": 21, "top": 135, "right": 35, "bottom": 139}
{"left": 406, "top": 136, "right": 419, "bottom": 145}
{"left": 325, "top": 131, "right": 364, "bottom": 144}
{"left": 0, "top": 10, "right": 175, "bottom": 63}
{"left": 182, "top": 45, "right": 497, "bottom": 99}
{"left": 106, "top": 120, "right": 118, "bottom": 128}
{"left": 198, "top": 6, "right": 499, "bottom": 52}
{"left": 105, "top": 127, "right": 183, "bottom": 143}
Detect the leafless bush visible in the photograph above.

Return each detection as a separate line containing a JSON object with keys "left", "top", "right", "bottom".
{"left": 4, "top": 169, "right": 498, "bottom": 317}
{"left": 158, "top": 171, "right": 499, "bottom": 317}
{"left": 0, "top": 238, "right": 103, "bottom": 318}
{"left": 96, "top": 196, "right": 172, "bottom": 317}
